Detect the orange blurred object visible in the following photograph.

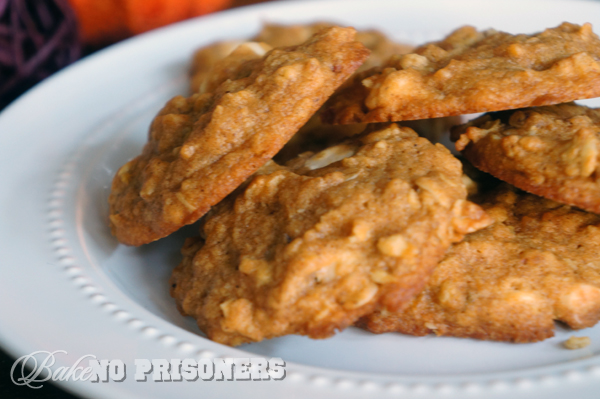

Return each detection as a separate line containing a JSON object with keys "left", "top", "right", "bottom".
{"left": 69, "top": 0, "right": 232, "bottom": 45}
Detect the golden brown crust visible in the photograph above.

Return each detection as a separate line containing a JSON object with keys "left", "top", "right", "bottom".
{"left": 170, "top": 125, "right": 491, "bottom": 346}
{"left": 359, "top": 184, "right": 600, "bottom": 342}
{"left": 108, "top": 27, "right": 370, "bottom": 246}
{"left": 324, "top": 23, "right": 600, "bottom": 124}
{"left": 454, "top": 103, "right": 600, "bottom": 214}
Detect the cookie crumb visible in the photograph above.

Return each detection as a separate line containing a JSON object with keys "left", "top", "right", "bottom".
{"left": 564, "top": 336, "right": 591, "bottom": 350}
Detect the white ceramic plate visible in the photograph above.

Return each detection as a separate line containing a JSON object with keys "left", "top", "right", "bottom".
{"left": 2, "top": 0, "right": 600, "bottom": 398}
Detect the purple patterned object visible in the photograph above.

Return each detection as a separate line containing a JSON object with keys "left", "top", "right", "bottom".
{"left": 0, "top": 0, "right": 80, "bottom": 109}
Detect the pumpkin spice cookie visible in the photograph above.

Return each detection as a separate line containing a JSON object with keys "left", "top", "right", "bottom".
{"left": 359, "top": 183, "right": 600, "bottom": 342}
{"left": 170, "top": 125, "right": 491, "bottom": 346}
{"left": 108, "top": 27, "right": 369, "bottom": 246}
{"left": 454, "top": 103, "right": 600, "bottom": 214}
{"left": 324, "top": 22, "right": 600, "bottom": 124}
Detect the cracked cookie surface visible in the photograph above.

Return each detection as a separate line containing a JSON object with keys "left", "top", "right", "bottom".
{"left": 454, "top": 103, "right": 600, "bottom": 213}
{"left": 108, "top": 27, "right": 369, "bottom": 245}
{"left": 359, "top": 183, "right": 600, "bottom": 342}
{"left": 324, "top": 23, "right": 600, "bottom": 124}
{"left": 170, "top": 125, "right": 490, "bottom": 346}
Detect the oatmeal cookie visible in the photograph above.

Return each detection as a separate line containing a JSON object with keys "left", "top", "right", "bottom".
{"left": 253, "top": 22, "right": 413, "bottom": 71}
{"left": 188, "top": 24, "right": 415, "bottom": 163}
{"left": 108, "top": 27, "right": 369, "bottom": 246}
{"left": 190, "top": 23, "right": 413, "bottom": 92}
{"left": 170, "top": 124, "right": 491, "bottom": 346}
{"left": 259, "top": 24, "right": 415, "bottom": 162}
{"left": 454, "top": 103, "right": 600, "bottom": 214}
{"left": 324, "top": 22, "right": 600, "bottom": 124}
{"left": 359, "top": 184, "right": 600, "bottom": 343}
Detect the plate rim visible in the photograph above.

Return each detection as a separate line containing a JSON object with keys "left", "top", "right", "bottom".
{"left": 2, "top": 0, "right": 600, "bottom": 398}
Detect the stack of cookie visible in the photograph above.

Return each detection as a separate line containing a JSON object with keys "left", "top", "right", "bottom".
{"left": 108, "top": 22, "right": 600, "bottom": 346}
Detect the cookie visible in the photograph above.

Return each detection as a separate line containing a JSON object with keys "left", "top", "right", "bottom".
{"left": 188, "top": 24, "right": 414, "bottom": 163}
{"left": 359, "top": 183, "right": 600, "bottom": 342}
{"left": 253, "top": 22, "right": 413, "bottom": 71}
{"left": 108, "top": 27, "right": 369, "bottom": 246}
{"left": 453, "top": 103, "right": 600, "bottom": 214}
{"left": 257, "top": 24, "right": 415, "bottom": 162}
{"left": 170, "top": 124, "right": 491, "bottom": 346}
{"left": 324, "top": 22, "right": 600, "bottom": 124}
{"left": 190, "top": 23, "right": 413, "bottom": 92}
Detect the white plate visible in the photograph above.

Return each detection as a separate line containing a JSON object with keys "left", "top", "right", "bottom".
{"left": 2, "top": 0, "right": 600, "bottom": 398}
